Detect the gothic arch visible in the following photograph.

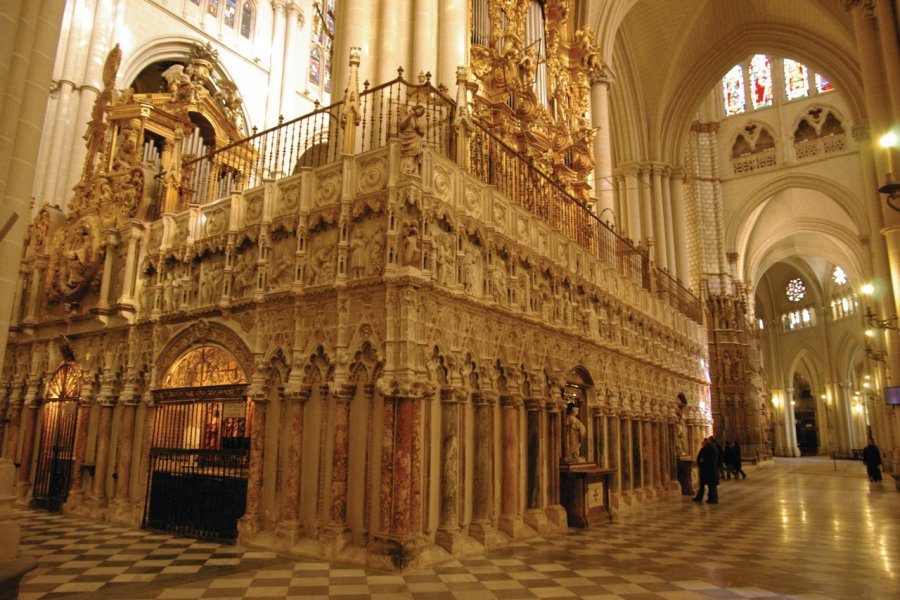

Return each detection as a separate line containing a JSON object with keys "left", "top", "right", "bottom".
{"left": 154, "top": 320, "right": 253, "bottom": 388}
{"left": 784, "top": 343, "right": 826, "bottom": 393}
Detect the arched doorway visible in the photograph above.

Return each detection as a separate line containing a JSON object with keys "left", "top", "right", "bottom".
{"left": 32, "top": 362, "right": 81, "bottom": 511}
{"left": 142, "top": 345, "right": 250, "bottom": 542}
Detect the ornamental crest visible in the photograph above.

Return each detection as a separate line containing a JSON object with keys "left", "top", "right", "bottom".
{"left": 46, "top": 216, "right": 104, "bottom": 304}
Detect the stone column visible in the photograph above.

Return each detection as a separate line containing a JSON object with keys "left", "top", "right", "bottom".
{"left": 522, "top": 397, "right": 547, "bottom": 533}
{"left": 543, "top": 397, "right": 566, "bottom": 526}
{"left": 326, "top": 385, "right": 353, "bottom": 541}
{"left": 14, "top": 400, "right": 37, "bottom": 504}
{"left": 590, "top": 71, "right": 615, "bottom": 220}
{"left": 277, "top": 387, "right": 309, "bottom": 545}
{"left": 469, "top": 392, "right": 495, "bottom": 544}
{"left": 2, "top": 388, "right": 23, "bottom": 459}
{"left": 622, "top": 165, "right": 641, "bottom": 240}
{"left": 412, "top": 0, "right": 438, "bottom": 83}
{"left": 372, "top": 391, "right": 425, "bottom": 567}
{"left": 265, "top": 0, "right": 287, "bottom": 126}
{"left": 110, "top": 393, "right": 138, "bottom": 523}
{"left": 621, "top": 416, "right": 632, "bottom": 494}
{"left": 498, "top": 395, "right": 524, "bottom": 538}
{"left": 90, "top": 396, "right": 114, "bottom": 511}
{"left": 438, "top": 0, "right": 467, "bottom": 91}
{"left": 650, "top": 165, "right": 668, "bottom": 270}
{"left": 639, "top": 166, "right": 653, "bottom": 247}
{"left": 660, "top": 168, "right": 677, "bottom": 277}
{"left": 238, "top": 384, "right": 267, "bottom": 539}
{"left": 119, "top": 227, "right": 142, "bottom": 304}
{"left": 436, "top": 388, "right": 464, "bottom": 553}
{"left": 669, "top": 168, "right": 690, "bottom": 283}
{"left": 279, "top": 2, "right": 301, "bottom": 120}
{"left": 64, "top": 399, "right": 91, "bottom": 511}
{"left": 609, "top": 410, "right": 620, "bottom": 493}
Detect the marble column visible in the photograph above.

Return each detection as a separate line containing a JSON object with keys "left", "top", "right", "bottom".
{"left": 621, "top": 416, "right": 631, "bottom": 494}
{"left": 239, "top": 391, "right": 267, "bottom": 538}
{"left": 522, "top": 397, "right": 547, "bottom": 533}
{"left": 436, "top": 388, "right": 465, "bottom": 553}
{"left": 377, "top": 393, "right": 424, "bottom": 537}
{"left": 110, "top": 394, "right": 138, "bottom": 522}
{"left": 639, "top": 167, "right": 653, "bottom": 248}
{"left": 277, "top": 387, "right": 309, "bottom": 545}
{"left": 279, "top": 2, "right": 301, "bottom": 120}
{"left": 498, "top": 395, "right": 524, "bottom": 538}
{"left": 469, "top": 392, "right": 495, "bottom": 544}
{"left": 2, "top": 392, "right": 22, "bottom": 460}
{"left": 609, "top": 411, "right": 620, "bottom": 493}
{"left": 14, "top": 401, "right": 37, "bottom": 503}
{"left": 119, "top": 227, "right": 142, "bottom": 305}
{"left": 90, "top": 397, "right": 114, "bottom": 511}
{"left": 412, "top": 0, "right": 437, "bottom": 83}
{"left": 544, "top": 397, "right": 566, "bottom": 526}
{"left": 327, "top": 385, "right": 353, "bottom": 536}
{"left": 64, "top": 400, "right": 91, "bottom": 510}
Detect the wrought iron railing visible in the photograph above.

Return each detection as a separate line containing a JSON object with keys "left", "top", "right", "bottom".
{"left": 179, "top": 73, "right": 455, "bottom": 206}
{"left": 175, "top": 74, "right": 700, "bottom": 319}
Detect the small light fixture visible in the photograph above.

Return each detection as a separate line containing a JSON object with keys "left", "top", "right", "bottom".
{"left": 878, "top": 132, "right": 900, "bottom": 210}
{"left": 861, "top": 283, "right": 875, "bottom": 296}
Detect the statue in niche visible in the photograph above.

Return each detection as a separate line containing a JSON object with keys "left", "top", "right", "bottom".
{"left": 564, "top": 403, "right": 586, "bottom": 463}
{"left": 307, "top": 245, "right": 334, "bottom": 285}
{"left": 432, "top": 231, "right": 453, "bottom": 285}
{"left": 368, "top": 229, "right": 385, "bottom": 275}
{"left": 232, "top": 252, "right": 256, "bottom": 297}
{"left": 401, "top": 221, "right": 421, "bottom": 267}
{"left": 462, "top": 248, "right": 479, "bottom": 293}
{"left": 30, "top": 205, "right": 50, "bottom": 253}
{"left": 349, "top": 230, "right": 367, "bottom": 278}
{"left": 490, "top": 265, "right": 507, "bottom": 304}
{"left": 398, "top": 104, "right": 426, "bottom": 175}
{"left": 675, "top": 393, "right": 689, "bottom": 457}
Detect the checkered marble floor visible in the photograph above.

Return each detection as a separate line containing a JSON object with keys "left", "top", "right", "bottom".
{"left": 16, "top": 457, "right": 900, "bottom": 599}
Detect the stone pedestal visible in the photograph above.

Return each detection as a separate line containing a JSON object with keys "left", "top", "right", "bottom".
{"left": 676, "top": 458, "right": 696, "bottom": 496}
{"left": 559, "top": 464, "right": 615, "bottom": 528}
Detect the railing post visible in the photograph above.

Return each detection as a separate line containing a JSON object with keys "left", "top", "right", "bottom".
{"left": 341, "top": 47, "right": 362, "bottom": 155}
{"left": 454, "top": 65, "right": 471, "bottom": 168}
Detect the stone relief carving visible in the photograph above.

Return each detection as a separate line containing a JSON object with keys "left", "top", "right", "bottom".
{"left": 231, "top": 249, "right": 257, "bottom": 299}
{"left": 198, "top": 256, "right": 225, "bottom": 306}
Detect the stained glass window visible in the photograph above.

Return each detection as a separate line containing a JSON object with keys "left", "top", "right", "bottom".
{"left": 240, "top": 2, "right": 253, "bottom": 38}
{"left": 324, "top": 55, "right": 332, "bottom": 93}
{"left": 832, "top": 266, "right": 847, "bottom": 285}
{"left": 207, "top": 0, "right": 219, "bottom": 17}
{"left": 309, "top": 47, "right": 321, "bottom": 85}
{"left": 815, "top": 73, "right": 833, "bottom": 93}
{"left": 224, "top": 0, "right": 236, "bottom": 27}
{"left": 784, "top": 59, "right": 809, "bottom": 101}
{"left": 722, "top": 65, "right": 745, "bottom": 116}
{"left": 786, "top": 277, "right": 806, "bottom": 302}
{"left": 749, "top": 54, "right": 773, "bottom": 109}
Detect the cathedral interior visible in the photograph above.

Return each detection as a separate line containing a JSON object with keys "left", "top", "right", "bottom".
{"left": 0, "top": 0, "right": 898, "bottom": 585}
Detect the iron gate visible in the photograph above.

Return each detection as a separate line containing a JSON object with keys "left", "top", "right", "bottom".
{"left": 32, "top": 399, "right": 79, "bottom": 511}
{"left": 142, "top": 394, "right": 251, "bottom": 542}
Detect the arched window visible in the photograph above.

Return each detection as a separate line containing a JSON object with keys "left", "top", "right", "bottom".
{"left": 308, "top": 0, "right": 335, "bottom": 100}
{"left": 190, "top": 0, "right": 254, "bottom": 39}
{"left": 749, "top": 54, "right": 773, "bottom": 109}
{"left": 723, "top": 65, "right": 745, "bottom": 116}
{"left": 783, "top": 59, "right": 809, "bottom": 101}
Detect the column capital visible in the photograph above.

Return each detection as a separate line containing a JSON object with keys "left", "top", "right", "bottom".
{"left": 589, "top": 67, "right": 614, "bottom": 87}
{"left": 500, "top": 395, "right": 523, "bottom": 409}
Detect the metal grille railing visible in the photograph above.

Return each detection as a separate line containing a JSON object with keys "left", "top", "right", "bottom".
{"left": 32, "top": 399, "right": 79, "bottom": 511}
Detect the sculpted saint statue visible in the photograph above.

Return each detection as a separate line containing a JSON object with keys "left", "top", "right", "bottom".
{"left": 564, "top": 403, "right": 586, "bottom": 463}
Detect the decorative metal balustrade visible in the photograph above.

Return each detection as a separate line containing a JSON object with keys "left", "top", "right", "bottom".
{"left": 176, "top": 73, "right": 701, "bottom": 321}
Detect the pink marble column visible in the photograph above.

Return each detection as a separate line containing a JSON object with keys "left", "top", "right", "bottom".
{"left": 279, "top": 388, "right": 309, "bottom": 536}
{"left": 244, "top": 397, "right": 267, "bottom": 525}
{"left": 329, "top": 385, "right": 354, "bottom": 528}
{"left": 91, "top": 401, "right": 114, "bottom": 507}
{"left": 379, "top": 394, "right": 423, "bottom": 538}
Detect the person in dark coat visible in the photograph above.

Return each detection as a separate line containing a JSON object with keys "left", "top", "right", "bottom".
{"left": 693, "top": 436, "right": 719, "bottom": 504}
{"left": 731, "top": 441, "right": 747, "bottom": 479}
{"left": 862, "top": 437, "right": 882, "bottom": 482}
{"left": 723, "top": 441, "right": 735, "bottom": 480}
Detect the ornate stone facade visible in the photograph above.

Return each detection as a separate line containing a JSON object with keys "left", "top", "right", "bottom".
{"left": 0, "top": 45, "right": 709, "bottom": 570}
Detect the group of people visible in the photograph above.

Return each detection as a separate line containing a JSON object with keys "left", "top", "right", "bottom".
{"left": 692, "top": 436, "right": 748, "bottom": 504}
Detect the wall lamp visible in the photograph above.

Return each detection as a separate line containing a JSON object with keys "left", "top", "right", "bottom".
{"left": 864, "top": 307, "right": 898, "bottom": 331}
{"left": 879, "top": 132, "right": 900, "bottom": 211}
{"left": 865, "top": 344, "right": 887, "bottom": 364}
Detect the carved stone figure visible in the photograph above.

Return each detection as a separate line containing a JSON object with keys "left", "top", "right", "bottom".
{"left": 349, "top": 231, "right": 367, "bottom": 278}
{"left": 399, "top": 104, "right": 426, "bottom": 175}
{"left": 401, "top": 221, "right": 421, "bottom": 267}
{"left": 564, "top": 403, "right": 586, "bottom": 463}
{"left": 30, "top": 205, "right": 50, "bottom": 253}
